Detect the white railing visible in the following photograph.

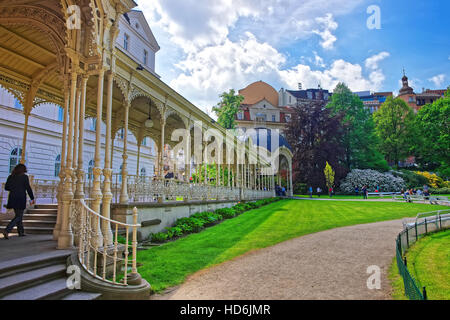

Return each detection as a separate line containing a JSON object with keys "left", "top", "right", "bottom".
{"left": 1, "top": 175, "right": 273, "bottom": 213}
{"left": 1, "top": 178, "right": 59, "bottom": 213}
{"left": 70, "top": 199, "right": 141, "bottom": 286}
{"left": 111, "top": 174, "right": 254, "bottom": 203}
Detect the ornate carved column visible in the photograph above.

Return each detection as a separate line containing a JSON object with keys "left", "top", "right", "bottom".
{"left": 101, "top": 71, "right": 114, "bottom": 246}
{"left": 75, "top": 76, "right": 88, "bottom": 199}
{"left": 54, "top": 81, "right": 70, "bottom": 240}
{"left": 91, "top": 70, "right": 105, "bottom": 248}
{"left": 158, "top": 116, "right": 166, "bottom": 203}
{"left": 120, "top": 102, "right": 130, "bottom": 204}
{"left": 136, "top": 143, "right": 141, "bottom": 177}
{"left": 289, "top": 161, "right": 293, "bottom": 197}
{"left": 20, "top": 110, "right": 31, "bottom": 165}
{"left": 57, "top": 71, "right": 78, "bottom": 249}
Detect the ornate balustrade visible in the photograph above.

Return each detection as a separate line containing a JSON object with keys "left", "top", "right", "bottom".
{"left": 0, "top": 174, "right": 274, "bottom": 214}
{"left": 70, "top": 199, "right": 141, "bottom": 286}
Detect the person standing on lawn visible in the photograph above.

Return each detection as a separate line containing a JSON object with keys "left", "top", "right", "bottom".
{"left": 317, "top": 187, "right": 322, "bottom": 198}
{"left": 308, "top": 186, "right": 313, "bottom": 198}
{"left": 2, "top": 164, "right": 35, "bottom": 239}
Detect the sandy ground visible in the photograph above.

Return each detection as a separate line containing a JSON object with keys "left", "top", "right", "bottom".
{"left": 152, "top": 219, "right": 403, "bottom": 300}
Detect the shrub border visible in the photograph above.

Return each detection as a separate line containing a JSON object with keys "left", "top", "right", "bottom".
{"left": 150, "top": 198, "right": 281, "bottom": 244}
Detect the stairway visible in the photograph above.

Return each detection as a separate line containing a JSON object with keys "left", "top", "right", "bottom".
{"left": 0, "top": 204, "right": 57, "bottom": 235}
{"left": 0, "top": 250, "right": 102, "bottom": 300}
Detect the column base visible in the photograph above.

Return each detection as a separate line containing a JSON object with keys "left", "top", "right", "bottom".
{"left": 57, "top": 231, "right": 74, "bottom": 250}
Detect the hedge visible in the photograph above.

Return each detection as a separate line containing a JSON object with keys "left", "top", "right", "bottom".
{"left": 150, "top": 198, "right": 281, "bottom": 243}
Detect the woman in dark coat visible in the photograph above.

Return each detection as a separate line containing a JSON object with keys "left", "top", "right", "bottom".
{"left": 2, "top": 164, "right": 35, "bottom": 239}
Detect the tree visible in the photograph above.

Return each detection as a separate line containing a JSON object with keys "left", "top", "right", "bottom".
{"left": 327, "top": 83, "right": 389, "bottom": 171}
{"left": 212, "top": 89, "right": 244, "bottom": 129}
{"left": 324, "top": 162, "right": 335, "bottom": 192}
{"left": 373, "top": 96, "right": 416, "bottom": 167}
{"left": 285, "top": 99, "right": 348, "bottom": 189}
{"left": 412, "top": 90, "right": 450, "bottom": 177}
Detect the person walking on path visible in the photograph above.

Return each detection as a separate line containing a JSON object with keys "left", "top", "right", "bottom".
{"left": 317, "top": 187, "right": 322, "bottom": 198}
{"left": 2, "top": 164, "right": 35, "bottom": 239}
{"left": 362, "top": 186, "right": 368, "bottom": 200}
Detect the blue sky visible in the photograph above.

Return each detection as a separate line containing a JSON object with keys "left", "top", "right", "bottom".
{"left": 138, "top": 0, "right": 450, "bottom": 114}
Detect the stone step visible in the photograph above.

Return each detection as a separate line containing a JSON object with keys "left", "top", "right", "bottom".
{"left": 0, "top": 220, "right": 56, "bottom": 229}
{"left": 62, "top": 291, "right": 102, "bottom": 300}
{"left": 0, "top": 264, "right": 67, "bottom": 298}
{"left": 23, "top": 214, "right": 57, "bottom": 222}
{"left": 0, "top": 250, "right": 72, "bottom": 278}
{"left": 34, "top": 204, "right": 58, "bottom": 210}
{"left": 27, "top": 208, "right": 58, "bottom": 215}
{"left": 1, "top": 278, "right": 70, "bottom": 300}
{"left": 0, "top": 225, "right": 54, "bottom": 235}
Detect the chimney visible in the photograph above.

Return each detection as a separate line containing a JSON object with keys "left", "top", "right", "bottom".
{"left": 298, "top": 83, "right": 302, "bottom": 90}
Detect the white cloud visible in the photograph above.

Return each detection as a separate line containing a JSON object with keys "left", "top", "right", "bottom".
{"left": 139, "top": 0, "right": 362, "bottom": 51}
{"left": 312, "top": 14, "right": 339, "bottom": 50}
{"left": 428, "top": 74, "right": 446, "bottom": 87}
{"left": 279, "top": 55, "right": 388, "bottom": 93}
{"left": 313, "top": 51, "right": 326, "bottom": 68}
{"left": 365, "top": 51, "right": 390, "bottom": 70}
{"left": 170, "top": 33, "right": 285, "bottom": 113}
{"left": 137, "top": 0, "right": 384, "bottom": 111}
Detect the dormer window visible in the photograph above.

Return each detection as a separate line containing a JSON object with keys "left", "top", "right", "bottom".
{"left": 124, "top": 34, "right": 130, "bottom": 51}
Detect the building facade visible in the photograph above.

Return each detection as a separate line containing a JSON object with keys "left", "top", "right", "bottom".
{"left": 397, "top": 72, "right": 447, "bottom": 112}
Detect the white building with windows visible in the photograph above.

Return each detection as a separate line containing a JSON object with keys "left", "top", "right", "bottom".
{"left": 0, "top": 10, "right": 159, "bottom": 183}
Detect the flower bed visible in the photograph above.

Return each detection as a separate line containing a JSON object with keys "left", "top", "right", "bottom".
{"left": 150, "top": 198, "right": 281, "bottom": 243}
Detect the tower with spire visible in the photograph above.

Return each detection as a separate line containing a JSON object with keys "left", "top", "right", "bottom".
{"left": 399, "top": 69, "right": 414, "bottom": 96}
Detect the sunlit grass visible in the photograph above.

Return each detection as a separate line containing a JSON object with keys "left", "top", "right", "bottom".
{"left": 137, "top": 199, "right": 446, "bottom": 292}
{"left": 390, "top": 230, "right": 450, "bottom": 300}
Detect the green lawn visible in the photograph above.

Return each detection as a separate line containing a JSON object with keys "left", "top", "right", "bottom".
{"left": 295, "top": 194, "right": 389, "bottom": 199}
{"left": 137, "top": 199, "right": 447, "bottom": 293}
{"left": 390, "top": 229, "right": 450, "bottom": 300}
{"left": 295, "top": 194, "right": 450, "bottom": 200}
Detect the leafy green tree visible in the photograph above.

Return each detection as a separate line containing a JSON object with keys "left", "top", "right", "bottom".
{"left": 412, "top": 90, "right": 450, "bottom": 177}
{"left": 213, "top": 89, "right": 244, "bottom": 129}
{"left": 373, "top": 96, "right": 416, "bottom": 167}
{"left": 327, "top": 83, "right": 389, "bottom": 171}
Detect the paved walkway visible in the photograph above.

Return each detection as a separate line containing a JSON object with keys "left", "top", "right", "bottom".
{"left": 153, "top": 220, "right": 403, "bottom": 300}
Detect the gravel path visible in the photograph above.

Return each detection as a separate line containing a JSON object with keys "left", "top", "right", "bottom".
{"left": 152, "top": 219, "right": 403, "bottom": 300}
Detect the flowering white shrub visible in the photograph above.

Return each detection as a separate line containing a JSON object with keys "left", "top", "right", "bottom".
{"left": 340, "top": 169, "right": 406, "bottom": 193}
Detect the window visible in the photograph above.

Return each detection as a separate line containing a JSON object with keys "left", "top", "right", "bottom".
{"left": 140, "top": 167, "right": 146, "bottom": 177}
{"left": 14, "top": 99, "right": 23, "bottom": 110}
{"left": 124, "top": 34, "right": 130, "bottom": 51}
{"left": 255, "top": 113, "right": 266, "bottom": 122}
{"left": 90, "top": 118, "right": 97, "bottom": 131}
{"left": 307, "top": 92, "right": 313, "bottom": 99}
{"left": 143, "top": 50, "right": 148, "bottom": 66}
{"left": 55, "top": 154, "right": 61, "bottom": 177}
{"left": 272, "top": 115, "right": 276, "bottom": 122}
{"left": 141, "top": 137, "right": 147, "bottom": 146}
{"left": 88, "top": 160, "right": 95, "bottom": 181}
{"left": 9, "top": 147, "right": 22, "bottom": 173}
{"left": 57, "top": 106, "right": 64, "bottom": 122}
{"left": 118, "top": 128, "right": 124, "bottom": 140}
{"left": 119, "top": 165, "right": 123, "bottom": 183}
{"left": 289, "top": 96, "right": 292, "bottom": 104}
{"left": 237, "top": 111, "right": 244, "bottom": 120}
{"left": 285, "top": 115, "right": 291, "bottom": 123}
